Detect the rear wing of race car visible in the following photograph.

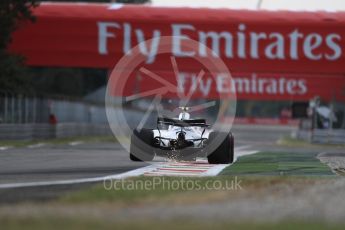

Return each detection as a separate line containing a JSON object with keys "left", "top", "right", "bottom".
{"left": 157, "top": 117, "right": 209, "bottom": 127}
{"left": 156, "top": 117, "right": 208, "bottom": 144}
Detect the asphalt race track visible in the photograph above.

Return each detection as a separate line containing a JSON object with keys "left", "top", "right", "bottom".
{"left": 0, "top": 124, "right": 334, "bottom": 203}
{"left": 0, "top": 142, "right": 148, "bottom": 184}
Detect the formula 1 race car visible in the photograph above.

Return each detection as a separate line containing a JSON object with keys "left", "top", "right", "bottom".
{"left": 129, "top": 107, "right": 234, "bottom": 164}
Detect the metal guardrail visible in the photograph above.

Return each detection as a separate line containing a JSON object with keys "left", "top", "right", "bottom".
{"left": 311, "top": 129, "right": 345, "bottom": 144}
{"left": 297, "top": 129, "right": 345, "bottom": 144}
{"left": 0, "top": 93, "right": 46, "bottom": 123}
{"left": 0, "top": 93, "right": 108, "bottom": 124}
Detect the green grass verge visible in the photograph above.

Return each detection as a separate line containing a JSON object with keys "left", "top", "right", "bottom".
{"left": 61, "top": 176, "right": 243, "bottom": 203}
{"left": 61, "top": 151, "right": 336, "bottom": 204}
{"left": 61, "top": 175, "right": 335, "bottom": 205}
{"left": 0, "top": 135, "right": 116, "bottom": 148}
{"left": 221, "top": 151, "right": 334, "bottom": 176}
{"left": 0, "top": 218, "right": 344, "bottom": 230}
{"left": 2, "top": 176, "right": 338, "bottom": 229}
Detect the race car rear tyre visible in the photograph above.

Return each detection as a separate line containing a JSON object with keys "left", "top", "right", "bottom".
{"left": 130, "top": 128, "right": 155, "bottom": 162}
{"left": 207, "top": 132, "right": 234, "bottom": 164}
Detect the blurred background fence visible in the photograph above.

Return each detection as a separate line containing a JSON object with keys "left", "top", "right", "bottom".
{"left": 0, "top": 91, "right": 107, "bottom": 124}
{"left": 0, "top": 91, "right": 111, "bottom": 140}
{"left": 0, "top": 92, "right": 157, "bottom": 140}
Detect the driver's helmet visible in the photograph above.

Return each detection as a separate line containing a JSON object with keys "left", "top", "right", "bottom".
{"left": 178, "top": 112, "right": 190, "bottom": 120}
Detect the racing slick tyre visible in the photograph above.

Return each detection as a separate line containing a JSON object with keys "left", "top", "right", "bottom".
{"left": 207, "top": 132, "right": 234, "bottom": 164}
{"left": 130, "top": 128, "right": 155, "bottom": 162}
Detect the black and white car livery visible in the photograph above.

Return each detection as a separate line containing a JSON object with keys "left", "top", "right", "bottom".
{"left": 129, "top": 107, "right": 234, "bottom": 164}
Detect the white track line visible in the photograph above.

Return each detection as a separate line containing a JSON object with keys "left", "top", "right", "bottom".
{"left": 144, "top": 159, "right": 230, "bottom": 177}
{"left": 145, "top": 171, "right": 205, "bottom": 176}
{"left": 0, "top": 164, "right": 157, "bottom": 189}
{"left": 202, "top": 164, "right": 230, "bottom": 176}
{"left": 235, "top": 150, "right": 258, "bottom": 160}
{"left": 0, "top": 146, "right": 258, "bottom": 189}
{"left": 27, "top": 143, "right": 46, "bottom": 149}
{"left": 0, "top": 162, "right": 228, "bottom": 189}
{"left": 0, "top": 146, "right": 12, "bottom": 151}
{"left": 69, "top": 141, "right": 84, "bottom": 146}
